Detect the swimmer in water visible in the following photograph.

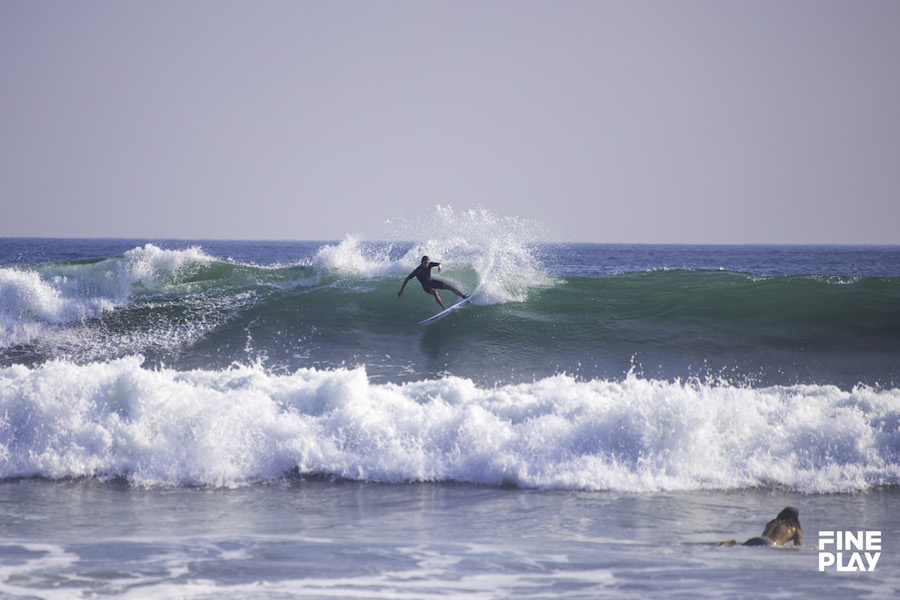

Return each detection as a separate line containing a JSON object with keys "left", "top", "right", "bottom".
{"left": 398, "top": 255, "right": 468, "bottom": 310}
{"left": 720, "top": 506, "right": 803, "bottom": 547}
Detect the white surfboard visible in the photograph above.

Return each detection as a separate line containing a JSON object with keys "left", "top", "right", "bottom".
{"left": 418, "top": 296, "right": 472, "bottom": 325}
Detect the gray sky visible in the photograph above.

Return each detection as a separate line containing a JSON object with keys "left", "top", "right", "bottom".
{"left": 2, "top": 0, "right": 899, "bottom": 244}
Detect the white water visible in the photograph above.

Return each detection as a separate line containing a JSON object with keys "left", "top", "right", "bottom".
{"left": 2, "top": 357, "right": 897, "bottom": 492}
{"left": 0, "top": 244, "right": 215, "bottom": 348}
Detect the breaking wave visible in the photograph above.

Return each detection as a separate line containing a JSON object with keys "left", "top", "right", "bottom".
{"left": 2, "top": 357, "right": 897, "bottom": 492}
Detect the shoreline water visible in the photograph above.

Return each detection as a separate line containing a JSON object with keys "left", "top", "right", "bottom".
{"left": 1, "top": 478, "right": 897, "bottom": 599}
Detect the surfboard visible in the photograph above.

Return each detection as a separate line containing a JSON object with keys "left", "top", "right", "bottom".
{"left": 418, "top": 296, "right": 472, "bottom": 325}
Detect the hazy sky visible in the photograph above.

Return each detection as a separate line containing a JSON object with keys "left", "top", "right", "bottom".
{"left": 2, "top": 1, "right": 899, "bottom": 243}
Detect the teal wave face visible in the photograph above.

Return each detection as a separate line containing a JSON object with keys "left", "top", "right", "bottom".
{"left": 552, "top": 270, "right": 900, "bottom": 328}
{"left": 2, "top": 243, "right": 899, "bottom": 390}
{"left": 57, "top": 270, "right": 899, "bottom": 388}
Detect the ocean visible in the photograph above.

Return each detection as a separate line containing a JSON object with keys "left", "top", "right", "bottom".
{"left": 1, "top": 225, "right": 899, "bottom": 598}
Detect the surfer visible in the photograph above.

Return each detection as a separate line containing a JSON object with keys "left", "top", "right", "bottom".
{"left": 719, "top": 506, "right": 803, "bottom": 547}
{"left": 398, "top": 255, "right": 468, "bottom": 310}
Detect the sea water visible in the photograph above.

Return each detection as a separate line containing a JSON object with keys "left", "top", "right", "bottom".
{"left": 1, "top": 213, "right": 899, "bottom": 597}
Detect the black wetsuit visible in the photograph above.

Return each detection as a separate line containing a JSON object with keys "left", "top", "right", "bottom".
{"left": 411, "top": 262, "right": 447, "bottom": 292}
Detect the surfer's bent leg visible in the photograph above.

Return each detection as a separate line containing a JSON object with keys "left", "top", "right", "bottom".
{"left": 431, "top": 279, "right": 466, "bottom": 299}
{"left": 428, "top": 288, "right": 446, "bottom": 309}
{"left": 444, "top": 284, "right": 466, "bottom": 298}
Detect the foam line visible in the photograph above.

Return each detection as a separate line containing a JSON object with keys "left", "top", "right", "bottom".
{"left": 2, "top": 358, "right": 897, "bottom": 491}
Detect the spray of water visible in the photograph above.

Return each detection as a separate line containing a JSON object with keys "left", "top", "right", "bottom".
{"left": 385, "top": 205, "right": 552, "bottom": 303}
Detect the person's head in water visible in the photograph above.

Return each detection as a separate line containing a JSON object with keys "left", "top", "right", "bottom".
{"left": 421, "top": 256, "right": 430, "bottom": 267}
{"left": 775, "top": 506, "right": 801, "bottom": 527}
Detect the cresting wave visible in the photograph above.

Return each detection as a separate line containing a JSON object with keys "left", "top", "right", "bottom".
{"left": 3, "top": 239, "right": 899, "bottom": 387}
{"left": 0, "top": 231, "right": 549, "bottom": 348}
{"left": 1, "top": 357, "right": 897, "bottom": 492}
{"left": 0, "top": 245, "right": 216, "bottom": 347}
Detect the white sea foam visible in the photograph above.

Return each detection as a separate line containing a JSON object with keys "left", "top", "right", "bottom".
{"left": 1, "top": 358, "right": 897, "bottom": 492}
{"left": 309, "top": 236, "right": 401, "bottom": 278}
{"left": 0, "top": 245, "right": 214, "bottom": 348}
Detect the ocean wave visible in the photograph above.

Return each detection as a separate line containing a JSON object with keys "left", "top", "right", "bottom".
{"left": 4, "top": 247, "right": 899, "bottom": 391}
{"left": 0, "top": 227, "right": 549, "bottom": 337}
{"left": 0, "top": 245, "right": 218, "bottom": 348}
{"left": 1, "top": 358, "right": 897, "bottom": 492}
{"left": 308, "top": 236, "right": 403, "bottom": 278}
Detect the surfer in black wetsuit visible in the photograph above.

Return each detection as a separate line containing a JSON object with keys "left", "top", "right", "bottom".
{"left": 398, "top": 255, "right": 468, "bottom": 310}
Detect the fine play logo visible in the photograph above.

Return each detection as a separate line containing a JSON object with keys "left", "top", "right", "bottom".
{"left": 818, "top": 531, "right": 881, "bottom": 572}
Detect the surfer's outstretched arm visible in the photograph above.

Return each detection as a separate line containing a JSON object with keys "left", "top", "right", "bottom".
{"left": 398, "top": 272, "right": 415, "bottom": 297}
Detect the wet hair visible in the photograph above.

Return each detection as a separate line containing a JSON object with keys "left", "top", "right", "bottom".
{"left": 421, "top": 256, "right": 430, "bottom": 265}
{"left": 775, "top": 506, "right": 801, "bottom": 527}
